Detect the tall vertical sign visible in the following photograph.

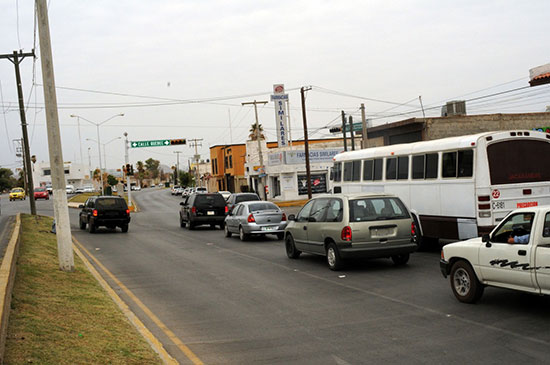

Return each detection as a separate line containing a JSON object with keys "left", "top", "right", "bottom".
{"left": 271, "top": 84, "right": 289, "bottom": 147}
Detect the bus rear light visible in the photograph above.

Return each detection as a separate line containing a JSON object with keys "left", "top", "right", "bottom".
{"left": 478, "top": 204, "right": 490, "bottom": 210}
{"left": 471, "top": 142, "right": 475, "bottom": 146}
{"left": 479, "top": 211, "right": 491, "bottom": 218}
{"left": 523, "top": 189, "right": 532, "bottom": 195}
{"left": 341, "top": 226, "right": 352, "bottom": 241}
{"left": 478, "top": 195, "right": 490, "bottom": 202}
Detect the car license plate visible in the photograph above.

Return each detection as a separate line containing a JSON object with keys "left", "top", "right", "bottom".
{"left": 207, "top": 211, "right": 215, "bottom": 215}
{"left": 261, "top": 226, "right": 275, "bottom": 231}
{"left": 371, "top": 227, "right": 394, "bottom": 237}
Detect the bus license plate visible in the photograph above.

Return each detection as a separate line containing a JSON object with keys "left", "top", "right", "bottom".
{"left": 207, "top": 211, "right": 215, "bottom": 215}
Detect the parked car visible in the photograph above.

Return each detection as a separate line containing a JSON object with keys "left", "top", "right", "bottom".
{"left": 218, "top": 191, "right": 231, "bottom": 200}
{"left": 224, "top": 201, "right": 287, "bottom": 241}
{"left": 45, "top": 184, "right": 52, "bottom": 194}
{"left": 34, "top": 187, "right": 49, "bottom": 200}
{"left": 171, "top": 185, "right": 181, "bottom": 195}
{"left": 66, "top": 185, "right": 75, "bottom": 194}
{"left": 78, "top": 196, "right": 131, "bottom": 233}
{"left": 181, "top": 187, "right": 192, "bottom": 198}
{"left": 82, "top": 185, "right": 94, "bottom": 193}
{"left": 226, "top": 193, "right": 260, "bottom": 212}
{"left": 440, "top": 206, "right": 550, "bottom": 304}
{"left": 175, "top": 187, "right": 185, "bottom": 195}
{"left": 195, "top": 187, "right": 207, "bottom": 193}
{"left": 284, "top": 193, "right": 416, "bottom": 270}
{"left": 9, "top": 187, "right": 26, "bottom": 201}
{"left": 131, "top": 185, "right": 141, "bottom": 191}
{"left": 179, "top": 193, "right": 227, "bottom": 230}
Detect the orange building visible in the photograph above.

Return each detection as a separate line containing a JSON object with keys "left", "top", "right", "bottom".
{"left": 209, "top": 143, "right": 248, "bottom": 193}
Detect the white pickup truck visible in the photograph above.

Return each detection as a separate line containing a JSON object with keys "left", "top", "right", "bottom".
{"left": 440, "top": 206, "right": 550, "bottom": 303}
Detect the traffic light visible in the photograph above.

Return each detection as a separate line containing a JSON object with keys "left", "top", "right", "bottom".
{"left": 329, "top": 126, "right": 342, "bottom": 133}
{"left": 170, "top": 139, "right": 186, "bottom": 145}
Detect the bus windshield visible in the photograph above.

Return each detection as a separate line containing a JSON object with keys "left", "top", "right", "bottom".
{"left": 487, "top": 140, "right": 550, "bottom": 184}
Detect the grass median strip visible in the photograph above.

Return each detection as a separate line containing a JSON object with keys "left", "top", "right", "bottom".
{"left": 5, "top": 215, "right": 162, "bottom": 364}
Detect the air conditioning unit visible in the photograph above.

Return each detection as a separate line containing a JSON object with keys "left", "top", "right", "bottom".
{"left": 441, "top": 100, "right": 466, "bottom": 117}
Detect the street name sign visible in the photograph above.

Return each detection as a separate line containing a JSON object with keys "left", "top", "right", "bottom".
{"left": 131, "top": 139, "right": 186, "bottom": 148}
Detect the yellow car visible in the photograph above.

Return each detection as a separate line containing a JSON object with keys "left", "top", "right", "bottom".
{"left": 9, "top": 188, "right": 26, "bottom": 201}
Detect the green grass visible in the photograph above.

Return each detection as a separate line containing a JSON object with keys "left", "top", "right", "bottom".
{"left": 5, "top": 215, "right": 162, "bottom": 364}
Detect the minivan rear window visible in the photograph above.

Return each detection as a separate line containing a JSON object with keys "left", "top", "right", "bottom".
{"left": 235, "top": 194, "right": 260, "bottom": 203}
{"left": 349, "top": 197, "right": 409, "bottom": 222}
{"left": 96, "top": 198, "right": 127, "bottom": 209}
{"left": 195, "top": 194, "right": 226, "bottom": 207}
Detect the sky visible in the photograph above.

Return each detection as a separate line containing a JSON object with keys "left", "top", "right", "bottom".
{"left": 1, "top": 0, "right": 549, "bottom": 174}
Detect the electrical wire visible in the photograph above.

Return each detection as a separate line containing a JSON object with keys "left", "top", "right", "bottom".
{"left": 0, "top": 80, "right": 14, "bottom": 153}
{"left": 15, "top": 0, "right": 22, "bottom": 49}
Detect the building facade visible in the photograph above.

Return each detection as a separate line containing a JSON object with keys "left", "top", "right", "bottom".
{"left": 209, "top": 144, "right": 248, "bottom": 193}
{"left": 32, "top": 161, "right": 92, "bottom": 188}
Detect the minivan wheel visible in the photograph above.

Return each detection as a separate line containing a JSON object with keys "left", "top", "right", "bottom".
{"left": 88, "top": 221, "right": 96, "bottom": 234}
{"left": 239, "top": 226, "right": 248, "bottom": 241}
{"left": 180, "top": 217, "right": 185, "bottom": 228}
{"left": 326, "top": 242, "right": 343, "bottom": 271}
{"left": 79, "top": 218, "right": 86, "bottom": 230}
{"left": 391, "top": 253, "right": 410, "bottom": 266}
{"left": 224, "top": 224, "right": 232, "bottom": 238}
{"left": 450, "top": 260, "right": 484, "bottom": 304}
{"left": 121, "top": 224, "right": 129, "bottom": 233}
{"left": 285, "top": 234, "right": 301, "bottom": 259}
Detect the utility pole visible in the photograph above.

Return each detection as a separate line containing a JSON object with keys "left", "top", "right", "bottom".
{"left": 349, "top": 115, "right": 355, "bottom": 151}
{"left": 0, "top": 50, "right": 37, "bottom": 215}
{"left": 123, "top": 132, "right": 132, "bottom": 208}
{"left": 361, "top": 103, "right": 368, "bottom": 149}
{"left": 36, "top": 0, "right": 74, "bottom": 271}
{"left": 341, "top": 110, "right": 347, "bottom": 152}
{"left": 286, "top": 99, "right": 293, "bottom": 148}
{"left": 301, "top": 87, "right": 313, "bottom": 199}
{"left": 242, "top": 100, "right": 268, "bottom": 200}
{"left": 173, "top": 151, "right": 182, "bottom": 185}
{"left": 188, "top": 138, "right": 203, "bottom": 187}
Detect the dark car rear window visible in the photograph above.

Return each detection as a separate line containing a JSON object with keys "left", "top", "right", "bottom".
{"left": 248, "top": 202, "right": 279, "bottom": 212}
{"left": 235, "top": 194, "right": 260, "bottom": 203}
{"left": 195, "top": 194, "right": 226, "bottom": 207}
{"left": 349, "top": 197, "right": 409, "bottom": 222}
{"left": 96, "top": 198, "right": 128, "bottom": 209}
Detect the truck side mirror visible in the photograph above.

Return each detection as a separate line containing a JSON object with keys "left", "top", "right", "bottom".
{"left": 482, "top": 234, "right": 492, "bottom": 247}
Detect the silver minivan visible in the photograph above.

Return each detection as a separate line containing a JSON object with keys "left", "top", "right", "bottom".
{"left": 284, "top": 193, "right": 416, "bottom": 270}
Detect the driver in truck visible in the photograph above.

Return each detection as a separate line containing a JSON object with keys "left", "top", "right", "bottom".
{"left": 507, "top": 213, "right": 534, "bottom": 244}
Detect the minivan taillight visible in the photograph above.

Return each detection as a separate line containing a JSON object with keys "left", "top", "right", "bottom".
{"left": 341, "top": 226, "right": 352, "bottom": 241}
{"left": 126, "top": 209, "right": 130, "bottom": 215}
{"left": 225, "top": 206, "right": 228, "bottom": 214}
{"left": 281, "top": 212, "right": 287, "bottom": 221}
{"left": 92, "top": 209, "right": 98, "bottom": 217}
{"left": 411, "top": 222, "right": 416, "bottom": 236}
{"left": 247, "top": 214, "right": 255, "bottom": 223}
{"left": 191, "top": 206, "right": 196, "bottom": 214}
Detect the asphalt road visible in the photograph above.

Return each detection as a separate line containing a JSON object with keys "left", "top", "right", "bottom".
{"left": 4, "top": 189, "right": 550, "bottom": 364}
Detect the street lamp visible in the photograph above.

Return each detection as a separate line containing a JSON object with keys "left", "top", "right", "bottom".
{"left": 86, "top": 136, "right": 121, "bottom": 173}
{"left": 71, "top": 113, "right": 124, "bottom": 195}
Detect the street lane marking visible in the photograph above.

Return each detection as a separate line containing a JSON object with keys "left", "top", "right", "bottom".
{"left": 73, "top": 238, "right": 204, "bottom": 365}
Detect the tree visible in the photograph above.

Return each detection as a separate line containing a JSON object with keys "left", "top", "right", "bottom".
{"left": 248, "top": 123, "right": 265, "bottom": 140}
{"left": 178, "top": 170, "right": 194, "bottom": 187}
{"left": 0, "top": 168, "right": 16, "bottom": 192}
{"left": 136, "top": 161, "right": 145, "bottom": 186}
{"left": 145, "top": 158, "right": 160, "bottom": 179}
{"left": 107, "top": 175, "right": 118, "bottom": 187}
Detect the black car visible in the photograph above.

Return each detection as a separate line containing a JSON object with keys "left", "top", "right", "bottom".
{"left": 225, "top": 193, "right": 260, "bottom": 213}
{"left": 79, "top": 196, "right": 131, "bottom": 233}
{"left": 180, "top": 193, "right": 227, "bottom": 230}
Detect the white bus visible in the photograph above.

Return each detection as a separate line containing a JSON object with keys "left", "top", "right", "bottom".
{"left": 331, "top": 130, "right": 550, "bottom": 244}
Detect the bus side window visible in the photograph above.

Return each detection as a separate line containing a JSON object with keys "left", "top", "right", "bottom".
{"left": 386, "top": 158, "right": 397, "bottom": 180}
{"left": 398, "top": 156, "right": 408, "bottom": 180}
{"left": 442, "top": 152, "right": 457, "bottom": 178}
{"left": 333, "top": 162, "right": 341, "bottom": 182}
{"left": 458, "top": 149, "right": 474, "bottom": 178}
{"left": 343, "top": 162, "right": 353, "bottom": 181}
{"left": 352, "top": 160, "right": 361, "bottom": 181}
{"left": 373, "top": 158, "right": 383, "bottom": 181}
{"left": 412, "top": 155, "right": 424, "bottom": 179}
{"left": 363, "top": 160, "right": 373, "bottom": 181}
{"left": 425, "top": 153, "right": 438, "bottom": 179}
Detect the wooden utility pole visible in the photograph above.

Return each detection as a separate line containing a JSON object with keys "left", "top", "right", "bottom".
{"left": 349, "top": 115, "right": 355, "bottom": 151}
{"left": 173, "top": 150, "right": 182, "bottom": 185}
{"left": 242, "top": 100, "right": 268, "bottom": 200}
{"left": 36, "top": 0, "right": 74, "bottom": 271}
{"left": 361, "top": 103, "right": 368, "bottom": 149}
{"left": 0, "top": 50, "right": 37, "bottom": 215}
{"left": 341, "top": 110, "right": 347, "bottom": 152}
{"left": 301, "top": 87, "right": 313, "bottom": 199}
{"left": 188, "top": 138, "right": 203, "bottom": 187}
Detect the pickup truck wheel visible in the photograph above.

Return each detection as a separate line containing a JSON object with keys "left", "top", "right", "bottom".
{"left": 285, "top": 234, "right": 301, "bottom": 259}
{"left": 391, "top": 253, "right": 409, "bottom": 266}
{"left": 450, "top": 260, "right": 484, "bottom": 304}
{"left": 224, "top": 224, "right": 232, "bottom": 238}
{"left": 326, "top": 242, "right": 343, "bottom": 271}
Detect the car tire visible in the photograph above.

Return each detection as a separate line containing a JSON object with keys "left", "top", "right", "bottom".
{"left": 326, "top": 242, "right": 343, "bottom": 271}
{"left": 239, "top": 226, "right": 248, "bottom": 241}
{"left": 79, "top": 218, "right": 86, "bottom": 230}
{"left": 391, "top": 253, "right": 410, "bottom": 266}
{"left": 180, "top": 216, "right": 186, "bottom": 228}
{"left": 285, "top": 234, "right": 301, "bottom": 259}
{"left": 121, "top": 224, "right": 129, "bottom": 233}
{"left": 188, "top": 220, "right": 195, "bottom": 230}
{"left": 450, "top": 260, "right": 484, "bottom": 304}
{"left": 276, "top": 232, "right": 284, "bottom": 240}
{"left": 88, "top": 221, "right": 96, "bottom": 234}
{"left": 224, "top": 224, "right": 232, "bottom": 238}
{"left": 210, "top": 224, "right": 216, "bottom": 229}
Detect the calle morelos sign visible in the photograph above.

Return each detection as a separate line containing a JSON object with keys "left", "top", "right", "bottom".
{"left": 131, "top": 139, "right": 186, "bottom": 148}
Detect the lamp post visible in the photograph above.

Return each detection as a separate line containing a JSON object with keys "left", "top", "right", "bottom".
{"left": 86, "top": 137, "right": 121, "bottom": 187}
{"left": 71, "top": 113, "right": 124, "bottom": 195}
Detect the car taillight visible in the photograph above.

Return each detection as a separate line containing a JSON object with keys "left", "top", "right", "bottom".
{"left": 191, "top": 206, "right": 196, "bottom": 214}
{"left": 247, "top": 214, "right": 255, "bottom": 223}
{"left": 225, "top": 206, "right": 228, "bottom": 214}
{"left": 93, "top": 209, "right": 98, "bottom": 217}
{"left": 411, "top": 222, "right": 416, "bottom": 236}
{"left": 126, "top": 209, "right": 130, "bottom": 215}
{"left": 341, "top": 226, "right": 352, "bottom": 241}
{"left": 281, "top": 212, "right": 287, "bottom": 221}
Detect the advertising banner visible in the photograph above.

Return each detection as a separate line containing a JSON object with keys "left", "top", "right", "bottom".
{"left": 271, "top": 84, "right": 288, "bottom": 147}
{"left": 285, "top": 149, "right": 342, "bottom": 164}
{"left": 297, "top": 174, "right": 327, "bottom": 195}
{"left": 267, "top": 152, "right": 284, "bottom": 166}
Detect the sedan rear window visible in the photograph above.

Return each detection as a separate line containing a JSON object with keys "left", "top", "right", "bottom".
{"left": 349, "top": 197, "right": 409, "bottom": 222}
{"left": 248, "top": 202, "right": 279, "bottom": 212}
{"left": 195, "top": 194, "right": 226, "bottom": 207}
{"left": 235, "top": 194, "right": 260, "bottom": 203}
{"left": 96, "top": 198, "right": 128, "bottom": 209}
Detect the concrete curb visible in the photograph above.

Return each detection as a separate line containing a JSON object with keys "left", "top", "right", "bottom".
{"left": 0, "top": 214, "right": 21, "bottom": 363}
{"left": 273, "top": 199, "right": 308, "bottom": 208}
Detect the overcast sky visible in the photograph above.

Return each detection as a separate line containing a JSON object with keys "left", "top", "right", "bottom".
{"left": 1, "top": 0, "right": 549, "bottom": 174}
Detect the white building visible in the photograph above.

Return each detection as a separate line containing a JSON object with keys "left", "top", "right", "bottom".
{"left": 32, "top": 161, "right": 93, "bottom": 188}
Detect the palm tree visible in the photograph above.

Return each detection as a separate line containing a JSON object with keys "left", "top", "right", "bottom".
{"left": 248, "top": 123, "right": 265, "bottom": 140}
